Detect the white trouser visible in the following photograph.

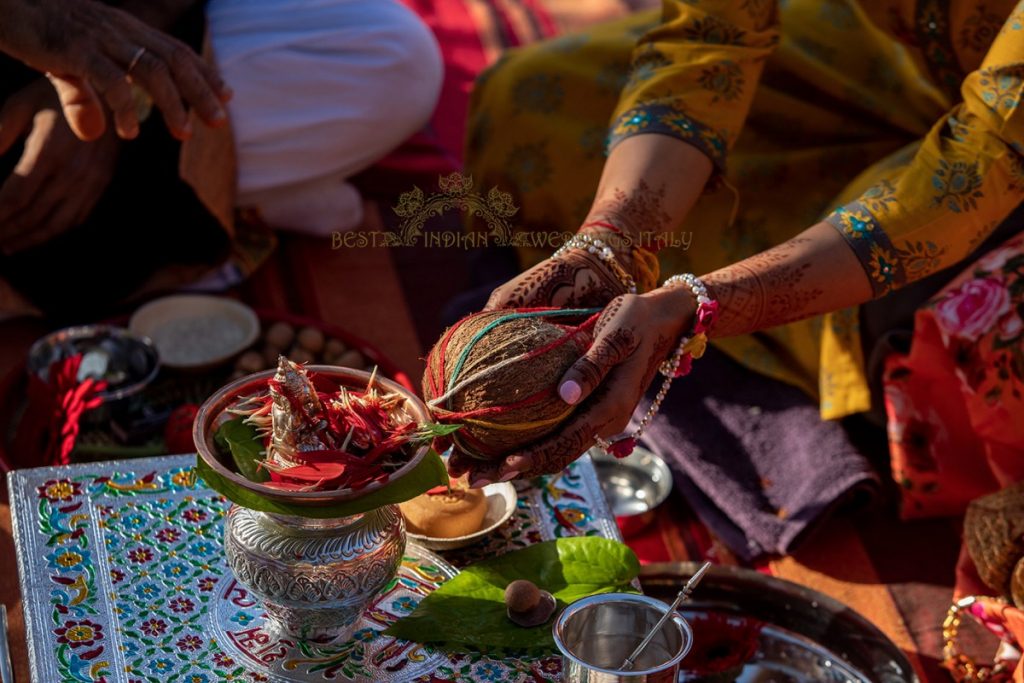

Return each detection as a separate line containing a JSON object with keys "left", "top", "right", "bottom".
{"left": 206, "top": 0, "right": 444, "bottom": 234}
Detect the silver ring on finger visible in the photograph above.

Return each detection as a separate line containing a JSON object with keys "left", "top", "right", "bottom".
{"left": 126, "top": 47, "right": 147, "bottom": 77}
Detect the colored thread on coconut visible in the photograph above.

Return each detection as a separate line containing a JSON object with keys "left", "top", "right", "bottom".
{"left": 423, "top": 307, "right": 601, "bottom": 459}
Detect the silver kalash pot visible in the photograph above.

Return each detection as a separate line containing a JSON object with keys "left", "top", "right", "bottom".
{"left": 196, "top": 366, "right": 429, "bottom": 641}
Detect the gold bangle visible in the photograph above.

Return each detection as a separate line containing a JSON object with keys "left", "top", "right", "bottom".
{"left": 943, "top": 596, "right": 1011, "bottom": 682}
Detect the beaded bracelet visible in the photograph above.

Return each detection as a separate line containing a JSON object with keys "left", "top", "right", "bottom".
{"left": 660, "top": 274, "right": 718, "bottom": 378}
{"left": 552, "top": 234, "right": 638, "bottom": 295}
{"left": 594, "top": 273, "right": 718, "bottom": 459}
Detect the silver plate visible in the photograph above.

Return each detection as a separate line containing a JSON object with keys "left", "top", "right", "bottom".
{"left": 210, "top": 544, "right": 458, "bottom": 681}
{"left": 640, "top": 563, "right": 919, "bottom": 683}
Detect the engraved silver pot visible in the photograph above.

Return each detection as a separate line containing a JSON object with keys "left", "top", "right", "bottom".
{"left": 223, "top": 505, "right": 406, "bottom": 641}
{"left": 195, "top": 367, "right": 430, "bottom": 641}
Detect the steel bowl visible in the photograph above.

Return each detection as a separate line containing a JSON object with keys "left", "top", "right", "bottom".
{"left": 553, "top": 592, "right": 693, "bottom": 682}
{"left": 193, "top": 365, "right": 431, "bottom": 506}
{"left": 130, "top": 294, "right": 260, "bottom": 371}
{"left": 590, "top": 446, "right": 673, "bottom": 536}
{"left": 27, "top": 324, "right": 160, "bottom": 402}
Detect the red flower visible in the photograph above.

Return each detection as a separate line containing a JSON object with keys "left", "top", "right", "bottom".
{"left": 213, "top": 652, "right": 235, "bottom": 667}
{"left": 197, "top": 576, "right": 217, "bottom": 592}
{"left": 169, "top": 597, "right": 195, "bottom": 614}
{"left": 140, "top": 618, "right": 167, "bottom": 637}
{"left": 182, "top": 509, "right": 207, "bottom": 523}
{"left": 156, "top": 528, "right": 182, "bottom": 543}
{"left": 176, "top": 634, "right": 203, "bottom": 651}
{"left": 37, "top": 479, "right": 81, "bottom": 502}
{"left": 109, "top": 569, "right": 125, "bottom": 584}
{"left": 54, "top": 620, "right": 103, "bottom": 648}
{"left": 128, "top": 547, "right": 153, "bottom": 564}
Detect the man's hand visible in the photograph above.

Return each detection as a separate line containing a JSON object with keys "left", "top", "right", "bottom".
{"left": 0, "top": 0, "right": 230, "bottom": 141}
{"left": 0, "top": 80, "right": 120, "bottom": 254}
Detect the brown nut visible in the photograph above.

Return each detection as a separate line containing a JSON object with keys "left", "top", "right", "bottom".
{"left": 505, "top": 580, "right": 540, "bottom": 613}
{"left": 505, "top": 580, "right": 556, "bottom": 627}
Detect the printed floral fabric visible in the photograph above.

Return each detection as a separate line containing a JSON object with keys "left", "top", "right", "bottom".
{"left": 826, "top": 2, "right": 1024, "bottom": 300}
{"left": 607, "top": 0, "right": 780, "bottom": 172}
{"left": 884, "top": 232, "right": 1024, "bottom": 519}
{"left": 466, "top": 0, "right": 1022, "bottom": 419}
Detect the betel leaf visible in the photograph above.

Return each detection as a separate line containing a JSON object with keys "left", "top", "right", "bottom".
{"left": 418, "top": 422, "right": 463, "bottom": 438}
{"left": 384, "top": 537, "right": 640, "bottom": 652}
{"left": 195, "top": 447, "right": 448, "bottom": 519}
{"left": 214, "top": 418, "right": 268, "bottom": 482}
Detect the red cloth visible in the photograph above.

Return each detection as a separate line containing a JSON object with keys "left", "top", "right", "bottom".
{"left": 383, "top": 0, "right": 655, "bottom": 175}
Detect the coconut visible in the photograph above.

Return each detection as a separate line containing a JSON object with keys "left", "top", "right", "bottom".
{"left": 423, "top": 309, "right": 594, "bottom": 463}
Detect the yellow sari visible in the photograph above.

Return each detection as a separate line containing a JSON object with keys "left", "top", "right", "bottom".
{"left": 466, "top": 0, "right": 1024, "bottom": 419}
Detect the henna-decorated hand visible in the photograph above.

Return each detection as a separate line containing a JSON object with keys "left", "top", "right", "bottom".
{"left": 449, "top": 287, "right": 697, "bottom": 485}
{"left": 483, "top": 244, "right": 633, "bottom": 310}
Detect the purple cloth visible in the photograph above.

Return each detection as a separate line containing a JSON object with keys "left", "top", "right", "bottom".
{"left": 630, "top": 347, "right": 880, "bottom": 561}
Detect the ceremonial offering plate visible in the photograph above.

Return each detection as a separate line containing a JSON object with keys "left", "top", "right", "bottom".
{"left": 640, "top": 563, "right": 919, "bottom": 683}
{"left": 210, "top": 543, "right": 458, "bottom": 681}
{"left": 11, "top": 453, "right": 618, "bottom": 682}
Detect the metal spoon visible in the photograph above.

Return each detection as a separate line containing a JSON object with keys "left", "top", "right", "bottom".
{"left": 620, "top": 561, "right": 712, "bottom": 671}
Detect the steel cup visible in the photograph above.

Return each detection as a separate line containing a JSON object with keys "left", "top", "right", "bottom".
{"left": 553, "top": 593, "right": 693, "bottom": 682}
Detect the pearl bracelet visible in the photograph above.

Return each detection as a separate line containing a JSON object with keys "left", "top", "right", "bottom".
{"left": 594, "top": 273, "right": 719, "bottom": 459}
{"left": 659, "top": 273, "right": 718, "bottom": 378}
{"left": 552, "top": 234, "right": 638, "bottom": 295}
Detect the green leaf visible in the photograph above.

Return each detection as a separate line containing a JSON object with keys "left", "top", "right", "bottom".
{"left": 384, "top": 537, "right": 640, "bottom": 652}
{"left": 195, "top": 448, "right": 448, "bottom": 519}
{"left": 418, "top": 422, "right": 463, "bottom": 438}
{"left": 214, "top": 418, "right": 268, "bottom": 482}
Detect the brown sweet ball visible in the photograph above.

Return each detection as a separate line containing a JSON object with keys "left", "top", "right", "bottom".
{"left": 423, "top": 310, "right": 592, "bottom": 463}
{"left": 236, "top": 350, "right": 265, "bottom": 374}
{"left": 297, "top": 326, "right": 325, "bottom": 354}
{"left": 325, "top": 338, "right": 348, "bottom": 359}
{"left": 336, "top": 349, "right": 366, "bottom": 368}
{"left": 288, "top": 347, "right": 316, "bottom": 365}
{"left": 265, "top": 321, "right": 295, "bottom": 351}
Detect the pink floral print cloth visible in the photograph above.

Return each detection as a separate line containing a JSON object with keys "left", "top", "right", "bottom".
{"left": 885, "top": 232, "right": 1024, "bottom": 519}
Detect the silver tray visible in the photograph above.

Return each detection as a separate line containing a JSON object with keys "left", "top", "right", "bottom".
{"left": 640, "top": 563, "right": 919, "bottom": 683}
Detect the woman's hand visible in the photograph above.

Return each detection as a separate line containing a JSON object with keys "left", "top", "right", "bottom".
{"left": 450, "top": 286, "right": 697, "bottom": 485}
{"left": 0, "top": 79, "right": 120, "bottom": 254}
{"left": 484, "top": 229, "right": 643, "bottom": 310}
{"left": 0, "top": 0, "right": 230, "bottom": 142}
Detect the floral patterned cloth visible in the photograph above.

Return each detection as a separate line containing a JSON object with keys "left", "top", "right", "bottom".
{"left": 884, "top": 232, "right": 1024, "bottom": 519}
{"left": 466, "top": 0, "right": 1024, "bottom": 419}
